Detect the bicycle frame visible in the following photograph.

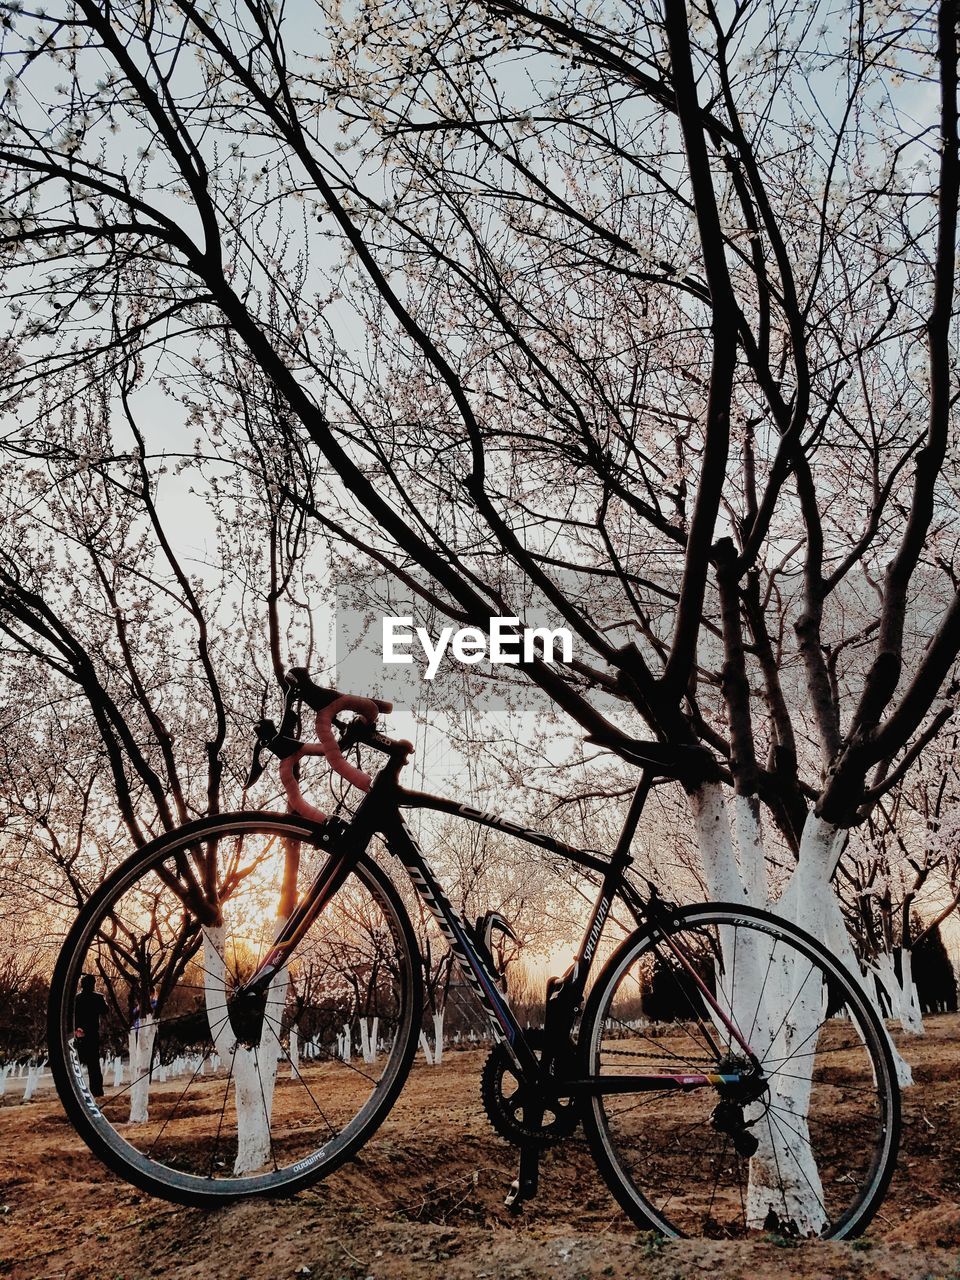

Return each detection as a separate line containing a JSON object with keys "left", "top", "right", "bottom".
{"left": 245, "top": 756, "right": 757, "bottom": 1096}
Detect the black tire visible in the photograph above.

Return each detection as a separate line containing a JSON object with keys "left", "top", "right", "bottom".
{"left": 579, "top": 902, "right": 900, "bottom": 1239}
{"left": 48, "top": 812, "right": 422, "bottom": 1206}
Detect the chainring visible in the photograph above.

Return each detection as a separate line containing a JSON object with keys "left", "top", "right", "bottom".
{"left": 480, "top": 1030, "right": 581, "bottom": 1146}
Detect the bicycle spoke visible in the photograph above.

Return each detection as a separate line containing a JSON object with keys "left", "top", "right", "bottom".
{"left": 747, "top": 936, "right": 778, "bottom": 1049}
{"left": 276, "top": 1049, "right": 340, "bottom": 1143}
{"left": 209, "top": 1040, "right": 238, "bottom": 1180}
{"left": 703, "top": 1132, "right": 730, "bottom": 1233}
{"left": 758, "top": 962, "right": 819, "bottom": 1069}
{"left": 600, "top": 1010, "right": 715, "bottom": 1071}
{"left": 146, "top": 1042, "right": 226, "bottom": 1160}
{"left": 768, "top": 1068, "right": 879, "bottom": 1094}
{"left": 51, "top": 819, "right": 419, "bottom": 1201}
{"left": 584, "top": 908, "right": 897, "bottom": 1241}
{"left": 607, "top": 957, "right": 722, "bottom": 1072}
{"left": 764, "top": 1109, "right": 791, "bottom": 1227}
{"left": 252, "top": 1044, "right": 280, "bottom": 1174}
{"left": 766, "top": 1107, "right": 830, "bottom": 1226}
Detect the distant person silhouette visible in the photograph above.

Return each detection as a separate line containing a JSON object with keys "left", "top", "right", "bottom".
{"left": 74, "top": 974, "right": 108, "bottom": 1096}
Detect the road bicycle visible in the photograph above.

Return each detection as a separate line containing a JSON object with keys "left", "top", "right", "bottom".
{"left": 48, "top": 669, "right": 900, "bottom": 1238}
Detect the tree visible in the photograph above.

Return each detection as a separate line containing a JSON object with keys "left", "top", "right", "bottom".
{"left": 0, "top": 375, "right": 314, "bottom": 1151}
{"left": 913, "top": 921, "right": 958, "bottom": 1013}
{"left": 0, "top": 947, "right": 48, "bottom": 1060}
{"left": 840, "top": 735, "right": 960, "bottom": 1033}
{"left": 2, "top": 0, "right": 959, "bottom": 1231}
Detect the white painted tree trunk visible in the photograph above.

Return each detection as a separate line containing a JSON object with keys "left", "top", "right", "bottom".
{"left": 869, "top": 949, "right": 924, "bottom": 1036}
{"left": 418, "top": 1030, "right": 433, "bottom": 1065}
{"left": 899, "top": 949, "right": 923, "bottom": 1035}
{"left": 202, "top": 924, "right": 290, "bottom": 1174}
{"left": 778, "top": 818, "right": 914, "bottom": 1087}
{"left": 358, "top": 1016, "right": 379, "bottom": 1064}
{"left": 743, "top": 932, "right": 828, "bottom": 1234}
{"left": 690, "top": 783, "right": 753, "bottom": 905}
{"left": 289, "top": 1025, "right": 299, "bottom": 1078}
{"left": 732, "top": 793, "right": 768, "bottom": 904}
{"left": 128, "top": 1015, "right": 157, "bottom": 1123}
{"left": 691, "top": 785, "right": 765, "bottom": 1037}
{"left": 432, "top": 1010, "right": 445, "bottom": 1066}
{"left": 23, "top": 1063, "right": 39, "bottom": 1101}
{"left": 112, "top": 1055, "right": 123, "bottom": 1088}
{"left": 231, "top": 1034, "right": 283, "bottom": 1174}
{"left": 689, "top": 786, "right": 911, "bottom": 1233}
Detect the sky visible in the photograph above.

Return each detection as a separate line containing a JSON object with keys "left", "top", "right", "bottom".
{"left": 2, "top": 0, "right": 958, "bottom": 970}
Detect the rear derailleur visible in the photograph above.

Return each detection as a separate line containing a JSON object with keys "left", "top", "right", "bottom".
{"left": 710, "top": 1054, "right": 769, "bottom": 1158}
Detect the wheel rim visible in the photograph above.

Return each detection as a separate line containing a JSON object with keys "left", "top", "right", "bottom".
{"left": 584, "top": 908, "right": 897, "bottom": 1239}
{"left": 51, "top": 818, "right": 417, "bottom": 1199}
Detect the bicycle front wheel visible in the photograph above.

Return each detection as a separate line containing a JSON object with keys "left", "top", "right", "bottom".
{"left": 48, "top": 812, "right": 422, "bottom": 1205}
{"left": 579, "top": 902, "right": 899, "bottom": 1239}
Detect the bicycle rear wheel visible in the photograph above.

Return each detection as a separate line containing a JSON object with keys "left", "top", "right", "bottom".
{"left": 48, "top": 812, "right": 421, "bottom": 1205}
{"left": 579, "top": 902, "right": 899, "bottom": 1239}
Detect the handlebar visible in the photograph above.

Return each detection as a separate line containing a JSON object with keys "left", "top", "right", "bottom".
{"left": 286, "top": 666, "right": 393, "bottom": 718}
{"left": 248, "top": 669, "right": 406, "bottom": 824}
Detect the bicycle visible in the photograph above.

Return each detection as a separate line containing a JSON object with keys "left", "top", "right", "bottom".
{"left": 48, "top": 668, "right": 900, "bottom": 1238}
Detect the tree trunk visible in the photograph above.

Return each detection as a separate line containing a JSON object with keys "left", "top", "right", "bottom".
{"left": 289, "top": 1024, "right": 299, "bottom": 1078}
{"left": 777, "top": 814, "right": 914, "bottom": 1086}
{"left": 202, "top": 925, "right": 290, "bottom": 1174}
{"left": 899, "top": 948, "right": 924, "bottom": 1035}
{"left": 418, "top": 1030, "right": 433, "bottom": 1065}
{"left": 23, "top": 1063, "right": 40, "bottom": 1102}
{"left": 128, "top": 1016, "right": 157, "bottom": 1124}
{"left": 358, "top": 1016, "right": 379, "bottom": 1064}
{"left": 690, "top": 782, "right": 752, "bottom": 904}
{"left": 689, "top": 787, "right": 912, "bottom": 1231}
{"left": 869, "top": 948, "right": 925, "bottom": 1036}
{"left": 432, "top": 1009, "right": 445, "bottom": 1065}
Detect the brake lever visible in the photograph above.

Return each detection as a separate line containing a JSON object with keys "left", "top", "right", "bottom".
{"left": 246, "top": 687, "right": 405, "bottom": 797}
{"left": 246, "top": 736, "right": 269, "bottom": 789}
{"left": 246, "top": 709, "right": 305, "bottom": 790}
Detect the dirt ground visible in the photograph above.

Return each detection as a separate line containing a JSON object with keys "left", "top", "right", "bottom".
{"left": 3, "top": 1017, "right": 960, "bottom": 1280}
